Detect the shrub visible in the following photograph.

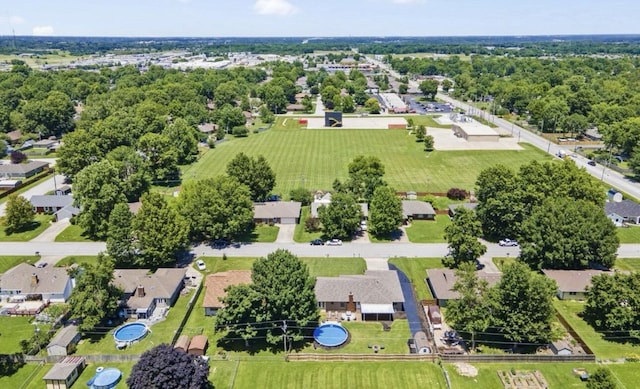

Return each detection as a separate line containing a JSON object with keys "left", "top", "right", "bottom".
{"left": 305, "top": 217, "right": 320, "bottom": 232}
{"left": 289, "top": 187, "right": 313, "bottom": 206}
{"left": 10, "top": 151, "right": 27, "bottom": 164}
{"left": 232, "top": 126, "right": 249, "bottom": 137}
{"left": 447, "top": 188, "right": 467, "bottom": 200}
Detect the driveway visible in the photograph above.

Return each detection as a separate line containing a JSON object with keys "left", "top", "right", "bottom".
{"left": 30, "top": 218, "right": 70, "bottom": 243}
{"left": 0, "top": 174, "right": 66, "bottom": 217}
{"left": 275, "top": 224, "right": 296, "bottom": 243}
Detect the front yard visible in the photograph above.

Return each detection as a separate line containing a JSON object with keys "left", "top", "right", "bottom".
{"left": 0, "top": 255, "right": 40, "bottom": 273}
{"left": 388, "top": 257, "right": 444, "bottom": 300}
{"left": 405, "top": 216, "right": 451, "bottom": 243}
{"left": 0, "top": 214, "right": 51, "bottom": 242}
{"left": 616, "top": 226, "right": 640, "bottom": 243}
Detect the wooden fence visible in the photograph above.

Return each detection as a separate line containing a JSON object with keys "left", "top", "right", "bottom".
{"left": 555, "top": 312, "right": 595, "bottom": 355}
{"left": 440, "top": 353, "right": 595, "bottom": 363}
{"left": 288, "top": 353, "right": 438, "bottom": 362}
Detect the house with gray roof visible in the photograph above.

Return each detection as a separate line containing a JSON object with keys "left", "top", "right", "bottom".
{"left": 0, "top": 160, "right": 49, "bottom": 178}
{"left": 402, "top": 200, "right": 436, "bottom": 221}
{"left": 46, "top": 325, "right": 80, "bottom": 356}
{"left": 30, "top": 195, "right": 74, "bottom": 213}
{"left": 604, "top": 199, "right": 640, "bottom": 226}
{"left": 541, "top": 269, "right": 614, "bottom": 300}
{"left": 315, "top": 270, "right": 405, "bottom": 321}
{"left": 253, "top": 201, "right": 301, "bottom": 224}
{"left": 426, "top": 268, "right": 501, "bottom": 306}
{"left": 112, "top": 268, "right": 186, "bottom": 319}
{"left": 0, "top": 263, "right": 74, "bottom": 305}
{"left": 448, "top": 203, "right": 478, "bottom": 218}
{"left": 42, "top": 356, "right": 85, "bottom": 389}
{"left": 310, "top": 192, "right": 367, "bottom": 221}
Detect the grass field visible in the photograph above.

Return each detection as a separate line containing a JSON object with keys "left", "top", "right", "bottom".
{"left": 54, "top": 224, "right": 96, "bottom": 242}
{"left": 615, "top": 258, "right": 640, "bottom": 271}
{"left": 408, "top": 115, "right": 453, "bottom": 129}
{"left": 182, "top": 118, "right": 551, "bottom": 196}
{"left": 0, "top": 256, "right": 39, "bottom": 273}
{"left": 554, "top": 300, "right": 640, "bottom": 360}
{"left": 54, "top": 255, "right": 99, "bottom": 267}
{"left": 388, "top": 257, "right": 444, "bottom": 300}
{"left": 616, "top": 226, "right": 640, "bottom": 243}
{"left": 405, "top": 216, "right": 451, "bottom": 243}
{"left": 0, "top": 214, "right": 51, "bottom": 242}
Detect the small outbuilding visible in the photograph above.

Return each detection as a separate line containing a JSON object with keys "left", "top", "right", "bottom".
{"left": 426, "top": 305, "right": 442, "bottom": 330}
{"left": 174, "top": 335, "right": 190, "bottom": 353}
{"left": 413, "top": 331, "right": 431, "bottom": 354}
{"left": 550, "top": 339, "right": 573, "bottom": 356}
{"left": 46, "top": 325, "right": 81, "bottom": 356}
{"left": 188, "top": 335, "right": 208, "bottom": 356}
{"left": 43, "top": 356, "right": 85, "bottom": 389}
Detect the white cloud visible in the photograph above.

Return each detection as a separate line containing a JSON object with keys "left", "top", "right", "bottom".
{"left": 254, "top": 0, "right": 298, "bottom": 16}
{"left": 9, "top": 16, "right": 25, "bottom": 25}
{"left": 33, "top": 25, "right": 55, "bottom": 36}
{"left": 392, "top": 0, "right": 424, "bottom": 4}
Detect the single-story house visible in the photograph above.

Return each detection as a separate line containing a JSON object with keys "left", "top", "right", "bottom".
{"left": 6, "top": 130, "right": 22, "bottom": 144}
{"left": 426, "top": 268, "right": 502, "bottom": 306}
{"left": 402, "top": 200, "right": 436, "bottom": 221}
{"left": 197, "top": 123, "right": 218, "bottom": 135}
{"left": 188, "top": 335, "right": 208, "bottom": 356}
{"left": 584, "top": 127, "right": 603, "bottom": 141}
{"left": 0, "top": 263, "right": 74, "bottom": 304}
{"left": 448, "top": 203, "right": 478, "bottom": 218}
{"left": 112, "top": 268, "right": 187, "bottom": 319}
{"left": 203, "top": 270, "right": 252, "bottom": 316}
{"left": 541, "top": 269, "right": 614, "bottom": 301}
{"left": 174, "top": 335, "right": 190, "bottom": 353}
{"left": 43, "top": 356, "right": 85, "bottom": 389}
{"left": 46, "top": 325, "right": 80, "bottom": 356}
{"left": 605, "top": 199, "right": 640, "bottom": 226}
{"left": 315, "top": 270, "right": 405, "bottom": 321}
{"left": 54, "top": 205, "right": 80, "bottom": 221}
{"left": 287, "top": 103, "right": 305, "bottom": 112}
{"left": 33, "top": 139, "right": 58, "bottom": 149}
{"left": 253, "top": 201, "right": 301, "bottom": 224}
{"left": 550, "top": 339, "right": 573, "bottom": 356}
{"left": 0, "top": 160, "right": 49, "bottom": 178}
{"left": 30, "top": 195, "right": 74, "bottom": 213}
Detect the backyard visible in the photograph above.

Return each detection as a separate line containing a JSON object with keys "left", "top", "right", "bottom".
{"left": 182, "top": 118, "right": 551, "bottom": 196}
{"left": 388, "top": 257, "right": 444, "bottom": 300}
{"left": 0, "top": 316, "right": 35, "bottom": 354}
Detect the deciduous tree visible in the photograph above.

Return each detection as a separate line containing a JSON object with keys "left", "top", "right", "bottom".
{"left": 318, "top": 192, "right": 362, "bottom": 240}
{"left": 105, "top": 146, "right": 151, "bottom": 202}
{"left": 369, "top": 186, "right": 403, "bottom": 237}
{"left": 127, "top": 344, "right": 210, "bottom": 389}
{"left": 586, "top": 368, "right": 617, "bottom": 389}
{"left": 584, "top": 272, "right": 640, "bottom": 339}
{"left": 226, "top": 153, "right": 276, "bottom": 202}
{"left": 344, "top": 155, "right": 386, "bottom": 202}
{"left": 4, "top": 195, "right": 34, "bottom": 234}
{"left": 106, "top": 203, "right": 135, "bottom": 268}
{"left": 419, "top": 79, "right": 439, "bottom": 99}
{"left": 137, "top": 133, "right": 179, "bottom": 183}
{"left": 444, "top": 208, "right": 486, "bottom": 268}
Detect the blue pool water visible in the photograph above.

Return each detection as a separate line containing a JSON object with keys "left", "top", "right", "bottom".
{"left": 87, "top": 367, "right": 122, "bottom": 389}
{"left": 313, "top": 323, "right": 349, "bottom": 347}
{"left": 113, "top": 322, "right": 148, "bottom": 343}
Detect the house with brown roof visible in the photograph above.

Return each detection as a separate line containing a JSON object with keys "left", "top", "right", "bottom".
{"left": 174, "top": 335, "right": 190, "bottom": 353}
{"left": 402, "top": 200, "right": 436, "bottom": 221}
{"left": 426, "top": 268, "right": 502, "bottom": 306}
{"left": 112, "top": 268, "right": 186, "bottom": 319}
{"left": 541, "top": 269, "right": 614, "bottom": 300}
{"left": 42, "top": 356, "right": 85, "bottom": 389}
{"left": 315, "top": 270, "right": 405, "bottom": 321}
{"left": 203, "top": 270, "right": 252, "bottom": 316}
{"left": 253, "top": 201, "right": 301, "bottom": 224}
{"left": 46, "top": 325, "right": 80, "bottom": 356}
{"left": 0, "top": 263, "right": 74, "bottom": 305}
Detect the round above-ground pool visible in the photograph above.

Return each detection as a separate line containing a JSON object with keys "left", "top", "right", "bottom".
{"left": 113, "top": 322, "right": 148, "bottom": 346}
{"left": 314, "top": 323, "right": 349, "bottom": 347}
{"left": 87, "top": 367, "right": 122, "bottom": 389}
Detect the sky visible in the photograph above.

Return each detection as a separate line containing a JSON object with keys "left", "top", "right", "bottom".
{"left": 0, "top": 0, "right": 638, "bottom": 38}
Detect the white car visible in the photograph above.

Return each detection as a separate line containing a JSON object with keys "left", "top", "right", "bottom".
{"left": 195, "top": 260, "right": 206, "bottom": 270}
{"left": 498, "top": 239, "right": 518, "bottom": 247}
{"left": 326, "top": 239, "right": 343, "bottom": 246}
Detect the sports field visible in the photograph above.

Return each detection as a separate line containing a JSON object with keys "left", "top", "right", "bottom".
{"left": 184, "top": 119, "right": 551, "bottom": 196}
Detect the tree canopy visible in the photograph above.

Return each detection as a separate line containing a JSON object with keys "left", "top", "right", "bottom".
{"left": 343, "top": 155, "right": 386, "bottom": 202}
{"left": 226, "top": 153, "right": 276, "bottom": 202}
{"left": 318, "top": 192, "right": 363, "bottom": 240}
{"left": 584, "top": 272, "right": 640, "bottom": 339}
{"left": 444, "top": 207, "right": 486, "bottom": 268}
{"left": 368, "top": 186, "right": 403, "bottom": 237}
{"left": 3, "top": 195, "right": 34, "bottom": 234}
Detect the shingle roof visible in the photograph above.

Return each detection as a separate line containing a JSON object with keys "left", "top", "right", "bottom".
{"left": 0, "top": 160, "right": 48, "bottom": 175}
{"left": 112, "top": 268, "right": 186, "bottom": 310}
{"left": 253, "top": 201, "right": 301, "bottom": 219}
{"left": 426, "top": 268, "right": 501, "bottom": 301}
{"left": 402, "top": 200, "right": 436, "bottom": 218}
{"left": 43, "top": 356, "right": 85, "bottom": 380}
{"left": 605, "top": 200, "right": 640, "bottom": 218}
{"left": 0, "top": 263, "right": 71, "bottom": 295}
{"left": 47, "top": 325, "right": 79, "bottom": 348}
{"left": 541, "top": 269, "right": 613, "bottom": 293}
{"left": 315, "top": 270, "right": 404, "bottom": 305}
{"left": 29, "top": 195, "right": 74, "bottom": 208}
{"left": 203, "top": 270, "right": 252, "bottom": 309}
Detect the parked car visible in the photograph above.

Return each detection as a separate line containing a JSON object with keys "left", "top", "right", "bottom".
{"left": 36, "top": 262, "right": 47, "bottom": 268}
{"left": 498, "top": 239, "right": 518, "bottom": 247}
{"left": 195, "top": 260, "right": 207, "bottom": 270}
{"left": 326, "top": 239, "right": 343, "bottom": 246}
{"left": 310, "top": 239, "right": 324, "bottom": 246}
{"left": 588, "top": 160, "right": 596, "bottom": 166}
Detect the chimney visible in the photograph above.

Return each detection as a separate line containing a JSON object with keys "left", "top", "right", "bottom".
{"left": 136, "top": 285, "right": 145, "bottom": 298}
{"left": 31, "top": 273, "right": 39, "bottom": 286}
{"left": 346, "top": 292, "right": 356, "bottom": 313}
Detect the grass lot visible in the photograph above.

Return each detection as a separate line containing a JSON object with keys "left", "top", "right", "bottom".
{"left": 554, "top": 300, "right": 640, "bottom": 360}
{"left": 236, "top": 224, "right": 279, "bottom": 243}
{"left": 405, "top": 216, "right": 450, "bottom": 243}
{"left": 445, "top": 362, "right": 599, "bottom": 389}
{"left": 407, "top": 115, "right": 453, "bottom": 129}
{"left": 74, "top": 289, "right": 195, "bottom": 355}
{"left": 0, "top": 256, "right": 40, "bottom": 273}
{"left": 492, "top": 257, "right": 517, "bottom": 271}
{"left": 615, "top": 258, "right": 640, "bottom": 271}
{"left": 195, "top": 256, "right": 366, "bottom": 278}
{"left": 230, "top": 361, "right": 447, "bottom": 389}
{"left": 54, "top": 256, "right": 99, "bottom": 267}
{"left": 0, "top": 363, "right": 44, "bottom": 389}
{"left": 54, "top": 224, "right": 97, "bottom": 242}
{"left": 0, "top": 214, "right": 51, "bottom": 242}
{"left": 616, "top": 226, "right": 640, "bottom": 243}
{"left": 293, "top": 207, "right": 323, "bottom": 243}
{"left": 183, "top": 118, "right": 551, "bottom": 195}
{"left": 388, "top": 257, "right": 444, "bottom": 300}
{"left": 0, "top": 317, "right": 35, "bottom": 354}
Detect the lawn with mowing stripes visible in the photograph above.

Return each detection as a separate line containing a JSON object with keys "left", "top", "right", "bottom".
{"left": 230, "top": 361, "right": 447, "bottom": 389}
{"left": 388, "top": 257, "right": 444, "bottom": 300}
{"left": 616, "top": 258, "right": 640, "bottom": 271}
{"left": 183, "top": 120, "right": 551, "bottom": 196}
{"left": 0, "top": 256, "right": 39, "bottom": 273}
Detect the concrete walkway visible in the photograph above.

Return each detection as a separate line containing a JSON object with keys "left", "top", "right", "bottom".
{"left": 364, "top": 257, "right": 389, "bottom": 271}
{"left": 30, "top": 218, "right": 70, "bottom": 243}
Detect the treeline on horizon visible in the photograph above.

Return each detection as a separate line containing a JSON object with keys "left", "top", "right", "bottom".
{"left": 1, "top": 34, "right": 640, "bottom": 56}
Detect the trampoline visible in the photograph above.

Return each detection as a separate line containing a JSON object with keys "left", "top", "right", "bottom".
{"left": 87, "top": 367, "right": 122, "bottom": 389}
{"left": 313, "top": 323, "right": 349, "bottom": 347}
{"left": 113, "top": 322, "right": 148, "bottom": 347}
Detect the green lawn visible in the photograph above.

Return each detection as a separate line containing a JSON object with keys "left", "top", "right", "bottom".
{"left": 182, "top": 119, "right": 551, "bottom": 195}
{"left": 616, "top": 258, "right": 640, "bottom": 271}
{"left": 407, "top": 115, "right": 453, "bottom": 129}
{"left": 236, "top": 224, "right": 280, "bottom": 243}
{"left": 0, "top": 256, "right": 40, "bottom": 273}
{"left": 554, "top": 300, "right": 640, "bottom": 360}
{"left": 0, "top": 316, "right": 35, "bottom": 353}
{"left": 617, "top": 226, "right": 640, "bottom": 243}
{"left": 388, "top": 257, "right": 444, "bottom": 300}
{"left": 293, "top": 207, "right": 323, "bottom": 243}
{"left": 405, "top": 216, "right": 451, "bottom": 243}
{"left": 54, "top": 256, "right": 99, "bottom": 267}
{"left": 0, "top": 214, "right": 51, "bottom": 242}
{"left": 493, "top": 257, "right": 518, "bottom": 271}
{"left": 54, "top": 224, "right": 96, "bottom": 242}
{"left": 230, "top": 360, "right": 447, "bottom": 389}
{"left": 0, "top": 363, "right": 44, "bottom": 389}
